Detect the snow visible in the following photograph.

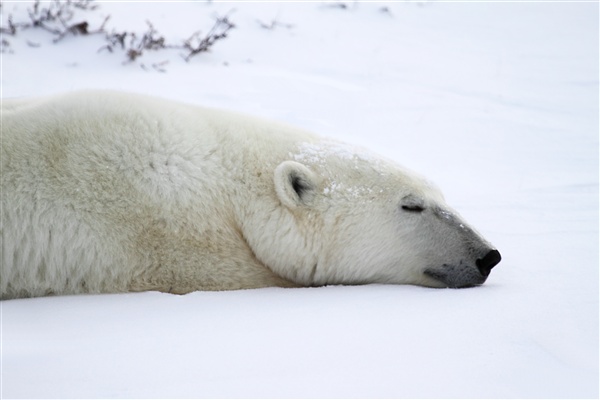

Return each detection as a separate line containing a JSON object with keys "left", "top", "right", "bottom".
{"left": 1, "top": 1, "right": 598, "bottom": 398}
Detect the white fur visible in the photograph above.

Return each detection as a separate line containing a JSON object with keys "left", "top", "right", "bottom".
{"left": 1, "top": 91, "right": 499, "bottom": 299}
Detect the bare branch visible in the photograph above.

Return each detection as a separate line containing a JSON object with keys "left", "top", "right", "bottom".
{"left": 182, "top": 14, "right": 235, "bottom": 62}
{"left": 257, "top": 19, "right": 294, "bottom": 30}
{"left": 1, "top": 1, "right": 236, "bottom": 68}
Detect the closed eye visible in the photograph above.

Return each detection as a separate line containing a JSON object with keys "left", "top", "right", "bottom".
{"left": 402, "top": 205, "right": 425, "bottom": 212}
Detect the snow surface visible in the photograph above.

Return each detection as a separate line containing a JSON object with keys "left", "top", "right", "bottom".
{"left": 1, "top": 1, "right": 598, "bottom": 398}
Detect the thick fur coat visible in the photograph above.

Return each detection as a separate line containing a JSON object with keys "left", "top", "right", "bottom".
{"left": 1, "top": 91, "right": 500, "bottom": 299}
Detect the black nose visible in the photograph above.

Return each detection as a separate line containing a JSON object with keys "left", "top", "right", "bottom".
{"left": 476, "top": 249, "right": 502, "bottom": 277}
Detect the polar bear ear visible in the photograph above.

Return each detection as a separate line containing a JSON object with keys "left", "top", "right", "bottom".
{"left": 274, "top": 161, "right": 319, "bottom": 209}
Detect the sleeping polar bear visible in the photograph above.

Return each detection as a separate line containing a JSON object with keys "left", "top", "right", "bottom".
{"left": 0, "top": 91, "right": 501, "bottom": 299}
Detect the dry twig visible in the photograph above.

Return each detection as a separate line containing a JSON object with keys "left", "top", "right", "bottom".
{"left": 0, "top": 0, "right": 236, "bottom": 68}
{"left": 181, "top": 15, "right": 235, "bottom": 62}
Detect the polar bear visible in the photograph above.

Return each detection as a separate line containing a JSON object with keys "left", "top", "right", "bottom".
{"left": 0, "top": 90, "right": 501, "bottom": 299}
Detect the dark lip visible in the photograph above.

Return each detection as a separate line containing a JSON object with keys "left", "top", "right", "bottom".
{"left": 424, "top": 268, "right": 486, "bottom": 289}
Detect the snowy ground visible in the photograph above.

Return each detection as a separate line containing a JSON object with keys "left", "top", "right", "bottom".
{"left": 1, "top": 1, "right": 598, "bottom": 398}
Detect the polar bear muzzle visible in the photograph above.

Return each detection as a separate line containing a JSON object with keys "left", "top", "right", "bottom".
{"left": 424, "top": 249, "right": 502, "bottom": 288}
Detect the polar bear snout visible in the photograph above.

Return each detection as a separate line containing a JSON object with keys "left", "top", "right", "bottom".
{"left": 476, "top": 249, "right": 502, "bottom": 277}
{"left": 423, "top": 247, "right": 501, "bottom": 288}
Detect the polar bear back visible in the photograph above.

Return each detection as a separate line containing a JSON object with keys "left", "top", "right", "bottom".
{"left": 1, "top": 91, "right": 312, "bottom": 298}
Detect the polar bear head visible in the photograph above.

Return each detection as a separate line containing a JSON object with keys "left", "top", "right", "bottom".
{"left": 243, "top": 140, "right": 501, "bottom": 289}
